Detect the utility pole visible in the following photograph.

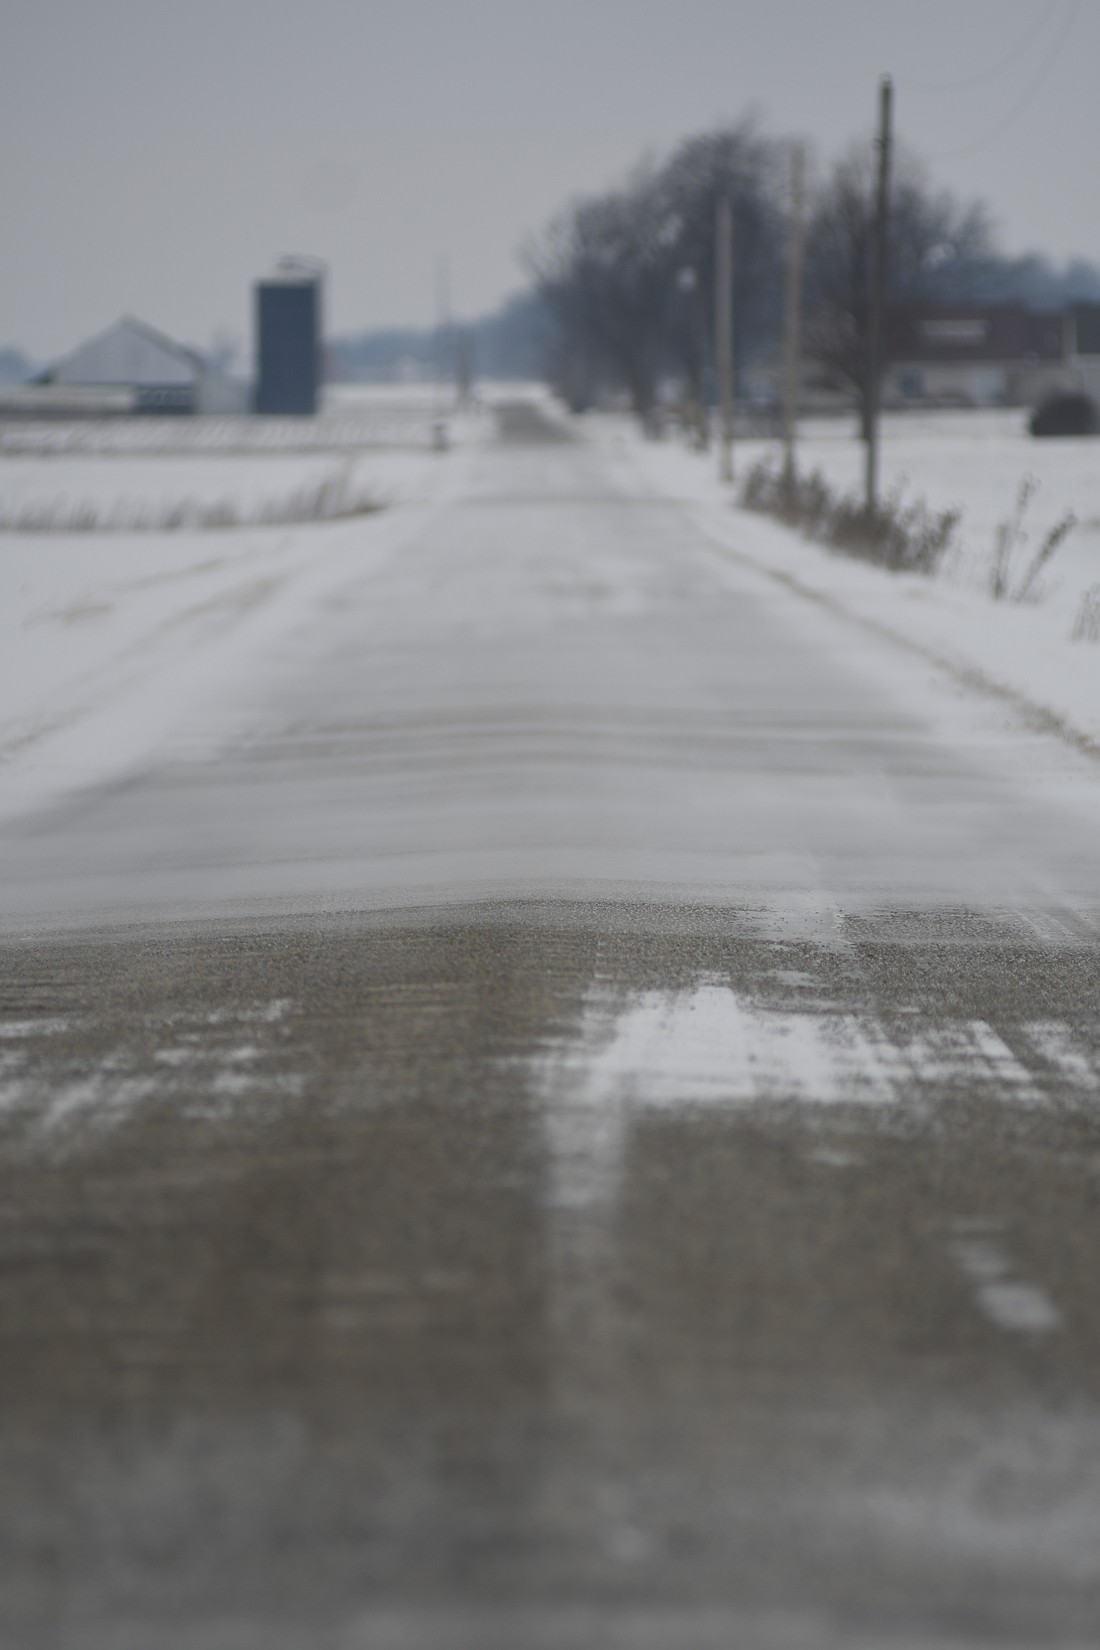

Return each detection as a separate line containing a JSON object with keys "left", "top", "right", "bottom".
{"left": 864, "top": 74, "right": 893, "bottom": 514}
{"left": 715, "top": 192, "right": 734, "bottom": 483}
{"left": 434, "top": 255, "right": 451, "bottom": 392}
{"left": 433, "top": 255, "right": 451, "bottom": 448}
{"left": 693, "top": 271, "right": 709, "bottom": 450}
{"left": 781, "top": 143, "right": 806, "bottom": 484}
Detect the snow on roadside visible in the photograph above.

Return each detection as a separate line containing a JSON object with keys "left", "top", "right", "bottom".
{"left": 591, "top": 409, "right": 1100, "bottom": 750}
{"left": 0, "top": 445, "right": 449, "bottom": 531}
{"left": 1, "top": 451, "right": 339, "bottom": 514}
{"left": 0, "top": 434, "right": 479, "bottom": 825}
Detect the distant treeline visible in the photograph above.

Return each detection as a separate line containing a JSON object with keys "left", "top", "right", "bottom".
{"left": 517, "top": 118, "right": 1100, "bottom": 420}
{"left": 5, "top": 132, "right": 1098, "bottom": 400}
{"left": 325, "top": 231, "right": 1100, "bottom": 404}
{"left": 327, "top": 290, "right": 550, "bottom": 385}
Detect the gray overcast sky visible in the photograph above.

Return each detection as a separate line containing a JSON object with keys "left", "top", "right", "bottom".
{"left": 4, "top": 0, "right": 1098, "bottom": 359}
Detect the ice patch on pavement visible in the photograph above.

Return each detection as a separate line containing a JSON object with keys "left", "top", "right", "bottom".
{"left": 1025, "top": 1021, "right": 1100, "bottom": 1095}
{"left": 195, "top": 998, "right": 293, "bottom": 1026}
{"left": 0, "top": 997, "right": 300, "bottom": 1142}
{"left": 976, "top": 1281, "right": 1063, "bottom": 1335}
{"left": 533, "top": 977, "right": 1056, "bottom": 1111}
{"left": 949, "top": 1225, "right": 1062, "bottom": 1335}
{"left": 38, "top": 1074, "right": 157, "bottom": 1135}
{"left": 806, "top": 1146, "right": 860, "bottom": 1169}
{"left": 539, "top": 979, "right": 895, "bottom": 1108}
{"left": 906, "top": 1020, "right": 1044, "bottom": 1108}
{"left": 0, "top": 1017, "right": 77, "bottom": 1039}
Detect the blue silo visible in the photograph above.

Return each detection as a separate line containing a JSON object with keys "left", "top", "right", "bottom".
{"left": 255, "top": 259, "right": 323, "bottom": 415}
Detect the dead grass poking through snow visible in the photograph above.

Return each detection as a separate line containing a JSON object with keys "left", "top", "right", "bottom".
{"left": 986, "top": 476, "right": 1077, "bottom": 604}
{"left": 738, "top": 458, "right": 960, "bottom": 575}
{"left": 0, "top": 461, "right": 383, "bottom": 533}
{"left": 1072, "top": 585, "right": 1100, "bottom": 643}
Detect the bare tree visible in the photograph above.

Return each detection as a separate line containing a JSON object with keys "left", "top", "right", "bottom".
{"left": 526, "top": 123, "right": 787, "bottom": 423}
{"left": 527, "top": 123, "right": 995, "bottom": 433}
{"left": 804, "top": 143, "right": 995, "bottom": 434}
{"left": 526, "top": 165, "right": 680, "bottom": 419}
{"left": 654, "top": 123, "right": 786, "bottom": 405}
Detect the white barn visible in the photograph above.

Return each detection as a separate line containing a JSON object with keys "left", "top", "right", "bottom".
{"left": 41, "top": 317, "right": 247, "bottom": 415}
{"left": 45, "top": 317, "right": 203, "bottom": 412}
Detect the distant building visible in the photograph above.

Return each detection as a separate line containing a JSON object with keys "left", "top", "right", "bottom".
{"left": 883, "top": 304, "right": 1066, "bottom": 409}
{"left": 42, "top": 316, "right": 203, "bottom": 413}
{"left": 255, "top": 259, "right": 324, "bottom": 415}
{"left": 33, "top": 316, "right": 247, "bottom": 416}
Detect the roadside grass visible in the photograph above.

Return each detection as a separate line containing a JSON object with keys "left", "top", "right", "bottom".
{"left": 984, "top": 476, "right": 1077, "bottom": 604}
{"left": 739, "top": 458, "right": 1082, "bottom": 628}
{"left": 1072, "top": 585, "right": 1100, "bottom": 643}
{"left": 739, "top": 458, "right": 959, "bottom": 575}
{"left": 0, "top": 463, "right": 383, "bottom": 533}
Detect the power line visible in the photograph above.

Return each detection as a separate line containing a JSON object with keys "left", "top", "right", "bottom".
{"left": 898, "top": 0, "right": 1068, "bottom": 95}
{"left": 926, "top": 0, "right": 1082, "bottom": 161}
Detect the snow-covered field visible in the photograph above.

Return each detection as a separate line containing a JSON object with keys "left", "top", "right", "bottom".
{"left": 0, "top": 386, "right": 464, "bottom": 529}
{"left": 0, "top": 393, "right": 482, "bottom": 823}
{"left": 756, "top": 409, "right": 1100, "bottom": 619}
{"left": 0, "top": 383, "right": 451, "bottom": 458}
{"left": 602, "top": 408, "right": 1100, "bottom": 750}
{"left": 0, "top": 446, "right": 450, "bottom": 531}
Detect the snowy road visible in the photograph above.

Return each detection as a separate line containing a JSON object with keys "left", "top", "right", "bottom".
{"left": 2, "top": 401, "right": 1100, "bottom": 1647}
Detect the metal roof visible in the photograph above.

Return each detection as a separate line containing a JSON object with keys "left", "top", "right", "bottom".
{"left": 47, "top": 317, "right": 204, "bottom": 387}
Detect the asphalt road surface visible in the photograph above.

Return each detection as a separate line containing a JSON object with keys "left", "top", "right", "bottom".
{"left": 2, "top": 402, "right": 1100, "bottom": 1650}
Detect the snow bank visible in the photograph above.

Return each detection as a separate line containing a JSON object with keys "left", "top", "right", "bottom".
{"left": 594, "top": 409, "right": 1100, "bottom": 750}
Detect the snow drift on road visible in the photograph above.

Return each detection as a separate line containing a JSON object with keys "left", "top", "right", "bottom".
{"left": 0, "top": 414, "right": 479, "bottom": 824}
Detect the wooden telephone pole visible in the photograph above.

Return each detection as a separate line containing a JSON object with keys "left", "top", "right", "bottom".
{"left": 715, "top": 193, "right": 734, "bottom": 483}
{"left": 864, "top": 75, "right": 893, "bottom": 514}
{"left": 781, "top": 144, "right": 806, "bottom": 482}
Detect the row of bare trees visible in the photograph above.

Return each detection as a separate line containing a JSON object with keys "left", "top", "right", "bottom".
{"left": 525, "top": 118, "right": 995, "bottom": 421}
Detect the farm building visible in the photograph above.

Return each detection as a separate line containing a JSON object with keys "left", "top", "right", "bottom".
{"left": 255, "top": 259, "right": 324, "bottom": 415}
{"left": 883, "top": 304, "right": 1066, "bottom": 409}
{"left": 35, "top": 317, "right": 246, "bottom": 415}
